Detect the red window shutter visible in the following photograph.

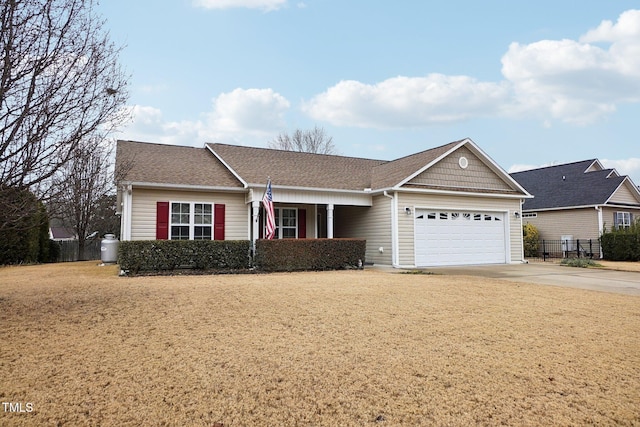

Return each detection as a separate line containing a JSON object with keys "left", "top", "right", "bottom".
{"left": 298, "top": 208, "right": 306, "bottom": 238}
{"left": 214, "top": 204, "right": 225, "bottom": 240}
{"left": 156, "top": 201, "right": 169, "bottom": 240}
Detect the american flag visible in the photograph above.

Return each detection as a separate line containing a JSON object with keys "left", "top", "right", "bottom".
{"left": 262, "top": 179, "right": 276, "bottom": 239}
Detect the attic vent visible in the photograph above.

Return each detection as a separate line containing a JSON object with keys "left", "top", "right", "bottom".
{"left": 459, "top": 156, "right": 469, "bottom": 169}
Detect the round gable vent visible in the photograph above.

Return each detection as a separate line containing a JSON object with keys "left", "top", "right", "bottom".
{"left": 459, "top": 156, "right": 469, "bottom": 169}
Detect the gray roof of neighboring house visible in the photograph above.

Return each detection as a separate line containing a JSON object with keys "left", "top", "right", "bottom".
{"left": 510, "top": 159, "right": 628, "bottom": 210}
{"left": 50, "top": 227, "right": 76, "bottom": 240}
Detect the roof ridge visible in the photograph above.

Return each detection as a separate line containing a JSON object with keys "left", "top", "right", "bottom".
{"left": 511, "top": 159, "right": 597, "bottom": 174}
{"left": 380, "top": 139, "right": 464, "bottom": 164}
{"left": 207, "top": 142, "right": 387, "bottom": 163}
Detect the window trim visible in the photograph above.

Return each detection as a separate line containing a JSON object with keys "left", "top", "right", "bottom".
{"left": 614, "top": 211, "right": 632, "bottom": 229}
{"left": 169, "top": 201, "right": 214, "bottom": 240}
{"left": 274, "top": 207, "right": 298, "bottom": 239}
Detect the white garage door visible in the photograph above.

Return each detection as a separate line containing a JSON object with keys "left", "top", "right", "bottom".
{"left": 414, "top": 209, "right": 507, "bottom": 267}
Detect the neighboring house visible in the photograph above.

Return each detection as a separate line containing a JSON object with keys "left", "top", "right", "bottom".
{"left": 49, "top": 226, "right": 77, "bottom": 241}
{"left": 116, "top": 138, "right": 532, "bottom": 268}
{"left": 510, "top": 159, "right": 640, "bottom": 247}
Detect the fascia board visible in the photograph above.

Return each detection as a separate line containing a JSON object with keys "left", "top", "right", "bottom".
{"left": 395, "top": 138, "right": 532, "bottom": 197}
{"left": 389, "top": 186, "right": 532, "bottom": 199}
{"left": 127, "top": 181, "right": 246, "bottom": 192}
{"left": 205, "top": 145, "right": 248, "bottom": 188}
{"left": 603, "top": 176, "right": 640, "bottom": 205}
{"left": 395, "top": 139, "right": 467, "bottom": 188}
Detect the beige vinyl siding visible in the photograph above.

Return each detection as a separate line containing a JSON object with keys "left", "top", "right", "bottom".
{"left": 334, "top": 195, "right": 392, "bottom": 265}
{"left": 407, "top": 146, "right": 514, "bottom": 192}
{"left": 397, "top": 192, "right": 523, "bottom": 266}
{"left": 523, "top": 208, "right": 599, "bottom": 241}
{"left": 608, "top": 183, "right": 640, "bottom": 205}
{"left": 130, "top": 188, "right": 248, "bottom": 240}
{"left": 602, "top": 206, "right": 640, "bottom": 230}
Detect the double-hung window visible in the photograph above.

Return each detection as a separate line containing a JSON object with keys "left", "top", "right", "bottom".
{"left": 614, "top": 212, "right": 632, "bottom": 230}
{"left": 170, "top": 202, "right": 213, "bottom": 240}
{"left": 274, "top": 208, "right": 297, "bottom": 238}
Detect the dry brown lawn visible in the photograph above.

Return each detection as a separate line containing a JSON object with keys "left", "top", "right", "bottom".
{"left": 598, "top": 260, "right": 640, "bottom": 273}
{"left": 1, "top": 262, "right": 639, "bottom": 426}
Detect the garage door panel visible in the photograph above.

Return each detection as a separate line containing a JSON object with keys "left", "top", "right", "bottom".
{"left": 414, "top": 209, "right": 506, "bottom": 266}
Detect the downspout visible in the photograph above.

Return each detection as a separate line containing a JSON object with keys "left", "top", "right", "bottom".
{"left": 596, "top": 205, "right": 604, "bottom": 258}
{"left": 519, "top": 199, "right": 526, "bottom": 263}
{"left": 383, "top": 191, "right": 398, "bottom": 267}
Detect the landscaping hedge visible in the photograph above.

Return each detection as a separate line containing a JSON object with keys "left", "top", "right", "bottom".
{"left": 118, "top": 240, "right": 252, "bottom": 275}
{"left": 600, "top": 227, "right": 640, "bottom": 261}
{"left": 255, "top": 238, "right": 366, "bottom": 272}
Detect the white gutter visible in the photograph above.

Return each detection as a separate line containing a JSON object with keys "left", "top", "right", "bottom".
{"left": 375, "top": 186, "right": 533, "bottom": 199}
{"left": 123, "top": 181, "right": 245, "bottom": 192}
{"left": 383, "top": 191, "right": 399, "bottom": 267}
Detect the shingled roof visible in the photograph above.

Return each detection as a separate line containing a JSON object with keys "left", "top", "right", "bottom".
{"left": 118, "top": 138, "right": 521, "bottom": 194}
{"left": 207, "top": 143, "right": 385, "bottom": 190}
{"left": 116, "top": 141, "right": 242, "bottom": 188}
{"left": 510, "top": 160, "right": 628, "bottom": 210}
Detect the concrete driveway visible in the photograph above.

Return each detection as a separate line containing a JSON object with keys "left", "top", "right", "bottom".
{"left": 423, "top": 263, "right": 640, "bottom": 296}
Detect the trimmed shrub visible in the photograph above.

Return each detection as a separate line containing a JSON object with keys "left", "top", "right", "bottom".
{"left": 118, "top": 240, "right": 251, "bottom": 275}
{"left": 255, "top": 238, "right": 366, "bottom": 272}
{"left": 522, "top": 223, "right": 540, "bottom": 258}
{"left": 600, "top": 220, "right": 640, "bottom": 261}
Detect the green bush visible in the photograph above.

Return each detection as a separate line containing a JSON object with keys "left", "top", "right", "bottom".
{"left": 600, "top": 220, "right": 640, "bottom": 261}
{"left": 0, "top": 187, "right": 50, "bottom": 264}
{"left": 255, "top": 238, "right": 366, "bottom": 272}
{"left": 560, "top": 258, "right": 602, "bottom": 268}
{"left": 522, "top": 223, "right": 540, "bottom": 257}
{"left": 118, "top": 240, "right": 251, "bottom": 275}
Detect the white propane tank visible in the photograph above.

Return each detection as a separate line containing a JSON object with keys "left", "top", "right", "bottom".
{"left": 100, "top": 234, "right": 119, "bottom": 264}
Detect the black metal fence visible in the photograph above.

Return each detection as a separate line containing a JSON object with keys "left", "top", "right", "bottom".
{"left": 54, "top": 240, "right": 101, "bottom": 262}
{"left": 525, "top": 239, "right": 601, "bottom": 261}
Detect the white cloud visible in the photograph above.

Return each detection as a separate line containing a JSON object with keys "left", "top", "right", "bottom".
{"left": 305, "top": 9, "right": 640, "bottom": 128}
{"left": 601, "top": 158, "right": 640, "bottom": 183}
{"left": 303, "top": 74, "right": 511, "bottom": 128}
{"left": 193, "top": 0, "right": 287, "bottom": 11}
{"left": 580, "top": 10, "right": 640, "bottom": 43}
{"left": 119, "top": 88, "right": 290, "bottom": 146}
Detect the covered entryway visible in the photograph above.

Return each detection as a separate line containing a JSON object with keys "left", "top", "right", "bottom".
{"left": 414, "top": 209, "right": 507, "bottom": 266}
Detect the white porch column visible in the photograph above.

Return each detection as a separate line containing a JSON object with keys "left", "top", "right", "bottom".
{"left": 326, "top": 203, "right": 334, "bottom": 239}
{"left": 121, "top": 184, "right": 132, "bottom": 241}
{"left": 252, "top": 200, "right": 260, "bottom": 250}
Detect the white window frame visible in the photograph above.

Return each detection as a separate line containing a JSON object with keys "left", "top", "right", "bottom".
{"left": 274, "top": 207, "right": 298, "bottom": 239}
{"left": 522, "top": 213, "right": 537, "bottom": 218}
{"left": 169, "top": 201, "right": 214, "bottom": 240}
{"left": 614, "top": 211, "right": 632, "bottom": 229}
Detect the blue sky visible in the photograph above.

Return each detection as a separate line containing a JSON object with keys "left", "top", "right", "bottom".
{"left": 99, "top": 0, "right": 640, "bottom": 184}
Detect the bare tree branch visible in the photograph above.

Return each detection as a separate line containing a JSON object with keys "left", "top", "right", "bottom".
{"left": 0, "top": 0, "right": 129, "bottom": 241}
{"left": 0, "top": 0, "right": 129, "bottom": 195}
{"left": 268, "top": 125, "right": 337, "bottom": 155}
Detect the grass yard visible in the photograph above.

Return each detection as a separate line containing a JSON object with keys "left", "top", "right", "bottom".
{"left": 1, "top": 262, "right": 639, "bottom": 426}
